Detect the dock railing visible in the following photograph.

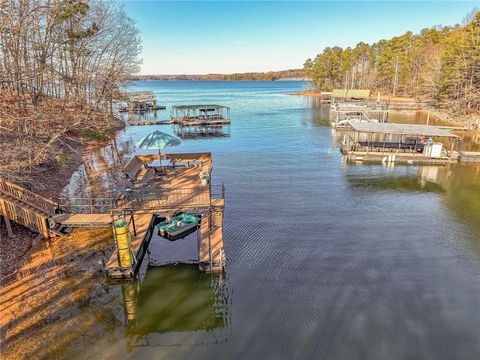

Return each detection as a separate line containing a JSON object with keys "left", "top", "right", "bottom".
{"left": 114, "top": 186, "right": 219, "bottom": 211}
{"left": 0, "top": 178, "right": 57, "bottom": 215}
{"left": 54, "top": 195, "right": 118, "bottom": 214}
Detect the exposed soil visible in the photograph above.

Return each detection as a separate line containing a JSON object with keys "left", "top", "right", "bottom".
{"left": 0, "top": 91, "right": 125, "bottom": 278}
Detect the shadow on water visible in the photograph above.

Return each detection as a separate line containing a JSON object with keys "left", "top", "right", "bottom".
{"left": 344, "top": 163, "right": 480, "bottom": 256}
{"left": 347, "top": 174, "right": 445, "bottom": 194}
{"left": 122, "top": 264, "right": 229, "bottom": 350}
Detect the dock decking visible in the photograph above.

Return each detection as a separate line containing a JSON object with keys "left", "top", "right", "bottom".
{"left": 52, "top": 213, "right": 112, "bottom": 228}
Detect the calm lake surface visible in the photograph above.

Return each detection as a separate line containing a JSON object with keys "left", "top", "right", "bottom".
{"left": 2, "top": 81, "right": 480, "bottom": 359}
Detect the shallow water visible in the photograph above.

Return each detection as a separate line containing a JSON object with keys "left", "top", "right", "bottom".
{"left": 1, "top": 81, "right": 479, "bottom": 359}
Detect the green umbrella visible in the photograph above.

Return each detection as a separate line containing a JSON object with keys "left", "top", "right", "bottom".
{"left": 136, "top": 130, "right": 181, "bottom": 166}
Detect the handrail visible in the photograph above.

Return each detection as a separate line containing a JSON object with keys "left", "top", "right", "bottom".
{"left": 211, "top": 247, "right": 225, "bottom": 270}
{"left": 54, "top": 196, "right": 118, "bottom": 214}
{"left": 0, "top": 178, "right": 57, "bottom": 215}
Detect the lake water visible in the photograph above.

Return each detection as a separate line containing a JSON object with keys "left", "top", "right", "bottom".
{"left": 2, "top": 81, "right": 479, "bottom": 359}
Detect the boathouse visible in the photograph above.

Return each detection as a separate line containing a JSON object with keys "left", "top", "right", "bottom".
{"left": 122, "top": 91, "right": 165, "bottom": 112}
{"left": 341, "top": 121, "right": 461, "bottom": 164}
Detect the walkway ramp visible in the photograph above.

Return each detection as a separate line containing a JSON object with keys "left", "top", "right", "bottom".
{"left": 52, "top": 213, "right": 112, "bottom": 228}
{"left": 0, "top": 178, "right": 56, "bottom": 238}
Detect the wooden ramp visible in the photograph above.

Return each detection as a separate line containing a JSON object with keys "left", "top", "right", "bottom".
{"left": 0, "top": 178, "right": 56, "bottom": 238}
{"left": 52, "top": 213, "right": 112, "bottom": 228}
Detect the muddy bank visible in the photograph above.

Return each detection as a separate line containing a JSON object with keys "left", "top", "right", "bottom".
{"left": 0, "top": 228, "right": 118, "bottom": 360}
{"left": 0, "top": 223, "right": 40, "bottom": 277}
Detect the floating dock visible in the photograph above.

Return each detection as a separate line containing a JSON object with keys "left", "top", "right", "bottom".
{"left": 458, "top": 151, "right": 480, "bottom": 163}
{"left": 126, "top": 119, "right": 172, "bottom": 126}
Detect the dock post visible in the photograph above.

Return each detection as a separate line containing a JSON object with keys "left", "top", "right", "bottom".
{"left": 0, "top": 201, "right": 13, "bottom": 237}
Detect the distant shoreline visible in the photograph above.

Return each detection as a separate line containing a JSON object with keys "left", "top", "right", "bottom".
{"left": 128, "top": 69, "right": 306, "bottom": 82}
{"left": 290, "top": 91, "right": 479, "bottom": 127}
{"left": 130, "top": 78, "right": 308, "bottom": 82}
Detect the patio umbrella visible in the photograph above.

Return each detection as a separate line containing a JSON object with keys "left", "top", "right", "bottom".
{"left": 136, "top": 130, "right": 181, "bottom": 166}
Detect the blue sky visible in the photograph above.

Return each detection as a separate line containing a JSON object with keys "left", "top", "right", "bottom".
{"left": 123, "top": 1, "right": 479, "bottom": 74}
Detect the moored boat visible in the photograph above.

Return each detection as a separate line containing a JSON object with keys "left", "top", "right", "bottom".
{"left": 157, "top": 213, "right": 200, "bottom": 240}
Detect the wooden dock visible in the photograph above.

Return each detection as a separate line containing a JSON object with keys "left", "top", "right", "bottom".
{"left": 458, "top": 151, "right": 480, "bottom": 163}
{"left": 0, "top": 152, "right": 226, "bottom": 278}
{"left": 126, "top": 119, "right": 172, "bottom": 126}
{"left": 122, "top": 91, "right": 165, "bottom": 112}
{"left": 106, "top": 152, "right": 226, "bottom": 277}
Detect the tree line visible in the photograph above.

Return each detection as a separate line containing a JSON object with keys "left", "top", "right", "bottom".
{"left": 130, "top": 69, "right": 305, "bottom": 81}
{"left": 0, "top": 0, "right": 142, "bottom": 114}
{"left": 303, "top": 10, "right": 480, "bottom": 114}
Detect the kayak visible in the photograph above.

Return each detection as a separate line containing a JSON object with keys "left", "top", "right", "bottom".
{"left": 158, "top": 213, "right": 200, "bottom": 240}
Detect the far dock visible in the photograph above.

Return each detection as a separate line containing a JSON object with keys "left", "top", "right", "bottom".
{"left": 329, "top": 89, "right": 389, "bottom": 127}
{"left": 121, "top": 91, "right": 166, "bottom": 112}
{"left": 171, "top": 105, "right": 231, "bottom": 138}
{"left": 340, "top": 121, "right": 461, "bottom": 164}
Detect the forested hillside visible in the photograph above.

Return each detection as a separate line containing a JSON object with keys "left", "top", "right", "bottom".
{"left": 0, "top": 0, "right": 141, "bottom": 113}
{"left": 303, "top": 10, "right": 480, "bottom": 114}
{"left": 0, "top": 0, "right": 141, "bottom": 188}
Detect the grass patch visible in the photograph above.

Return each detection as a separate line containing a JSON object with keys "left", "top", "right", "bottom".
{"left": 55, "top": 153, "right": 74, "bottom": 166}
{"left": 79, "top": 128, "right": 109, "bottom": 142}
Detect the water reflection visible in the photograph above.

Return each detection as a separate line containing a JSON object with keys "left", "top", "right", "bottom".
{"left": 348, "top": 173, "right": 445, "bottom": 194}
{"left": 344, "top": 163, "right": 480, "bottom": 256}
{"left": 61, "top": 138, "right": 135, "bottom": 199}
{"left": 121, "top": 265, "right": 229, "bottom": 349}
{"left": 120, "top": 109, "right": 169, "bottom": 125}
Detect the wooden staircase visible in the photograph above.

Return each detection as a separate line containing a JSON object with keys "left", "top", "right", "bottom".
{"left": 0, "top": 178, "right": 57, "bottom": 238}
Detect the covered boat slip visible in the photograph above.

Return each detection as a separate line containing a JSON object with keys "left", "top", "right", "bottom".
{"left": 106, "top": 152, "right": 225, "bottom": 278}
{"left": 171, "top": 104, "right": 230, "bottom": 121}
{"left": 171, "top": 104, "right": 231, "bottom": 138}
{"left": 122, "top": 91, "right": 165, "bottom": 112}
{"left": 341, "top": 121, "right": 461, "bottom": 164}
